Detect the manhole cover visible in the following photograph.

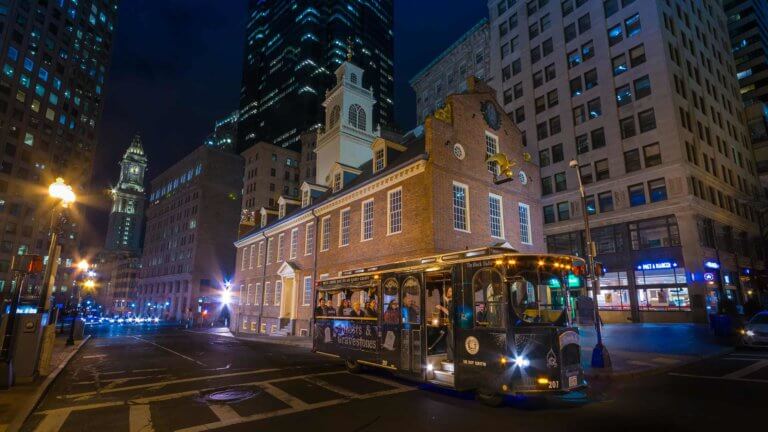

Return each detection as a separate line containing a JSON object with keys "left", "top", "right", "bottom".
{"left": 204, "top": 389, "right": 258, "bottom": 403}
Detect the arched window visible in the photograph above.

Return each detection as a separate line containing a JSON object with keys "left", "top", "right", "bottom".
{"left": 350, "top": 73, "right": 358, "bottom": 84}
{"left": 348, "top": 104, "right": 366, "bottom": 130}
{"left": 329, "top": 105, "right": 340, "bottom": 128}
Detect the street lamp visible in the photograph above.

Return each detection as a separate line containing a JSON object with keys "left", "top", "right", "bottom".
{"left": 570, "top": 159, "right": 611, "bottom": 369}
{"left": 39, "top": 178, "right": 76, "bottom": 314}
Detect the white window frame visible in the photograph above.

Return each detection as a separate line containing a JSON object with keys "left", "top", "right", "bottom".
{"left": 257, "top": 241, "right": 264, "bottom": 267}
{"left": 374, "top": 148, "right": 385, "bottom": 172}
{"left": 485, "top": 131, "right": 500, "bottom": 175}
{"left": 339, "top": 208, "right": 350, "bottom": 247}
{"left": 518, "top": 202, "right": 533, "bottom": 245}
{"left": 290, "top": 228, "right": 298, "bottom": 259}
{"left": 276, "top": 233, "right": 284, "bottom": 262}
{"left": 387, "top": 187, "right": 402, "bottom": 235}
{"left": 246, "top": 284, "right": 252, "bottom": 305}
{"left": 489, "top": 193, "right": 505, "bottom": 239}
{"left": 361, "top": 199, "right": 374, "bottom": 241}
{"left": 301, "top": 189, "right": 310, "bottom": 207}
{"left": 303, "top": 276, "right": 312, "bottom": 306}
{"left": 263, "top": 282, "right": 270, "bottom": 305}
{"left": 320, "top": 216, "right": 331, "bottom": 252}
{"left": 248, "top": 245, "right": 255, "bottom": 269}
{"left": 305, "top": 222, "right": 314, "bottom": 255}
{"left": 452, "top": 181, "right": 471, "bottom": 232}
{"left": 274, "top": 280, "right": 282, "bottom": 306}
{"left": 266, "top": 237, "right": 273, "bottom": 264}
{"left": 240, "top": 247, "right": 248, "bottom": 271}
{"left": 254, "top": 283, "right": 261, "bottom": 305}
{"left": 333, "top": 172, "right": 342, "bottom": 192}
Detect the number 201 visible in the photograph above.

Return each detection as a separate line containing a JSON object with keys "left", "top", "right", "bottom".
{"left": 548, "top": 380, "right": 560, "bottom": 389}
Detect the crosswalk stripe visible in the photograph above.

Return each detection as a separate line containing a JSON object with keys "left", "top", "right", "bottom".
{"left": 302, "top": 375, "right": 356, "bottom": 398}
{"left": 128, "top": 404, "right": 154, "bottom": 432}
{"left": 723, "top": 360, "right": 768, "bottom": 379}
{"left": 668, "top": 372, "right": 768, "bottom": 384}
{"left": 33, "top": 411, "right": 69, "bottom": 432}
{"left": 207, "top": 404, "right": 241, "bottom": 423}
{"left": 355, "top": 373, "right": 412, "bottom": 390}
{"left": 260, "top": 383, "right": 311, "bottom": 409}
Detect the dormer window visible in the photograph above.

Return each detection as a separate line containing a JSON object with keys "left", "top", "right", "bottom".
{"left": 278, "top": 202, "right": 286, "bottom": 218}
{"left": 374, "top": 148, "right": 385, "bottom": 173}
{"left": 301, "top": 189, "right": 310, "bottom": 208}
{"left": 332, "top": 172, "right": 342, "bottom": 192}
{"left": 260, "top": 213, "right": 267, "bottom": 228}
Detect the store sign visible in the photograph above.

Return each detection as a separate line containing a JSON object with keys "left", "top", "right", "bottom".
{"left": 636, "top": 261, "right": 678, "bottom": 271}
{"left": 703, "top": 272, "right": 715, "bottom": 282}
{"left": 703, "top": 260, "right": 720, "bottom": 270}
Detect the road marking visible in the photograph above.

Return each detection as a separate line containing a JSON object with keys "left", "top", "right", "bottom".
{"left": 82, "top": 354, "right": 107, "bottom": 359}
{"left": 128, "top": 404, "right": 154, "bottom": 432}
{"left": 134, "top": 368, "right": 166, "bottom": 373}
{"left": 651, "top": 357, "right": 681, "bottom": 365}
{"left": 129, "top": 336, "right": 207, "bottom": 367}
{"left": 260, "top": 382, "right": 311, "bottom": 409}
{"left": 303, "top": 375, "right": 356, "bottom": 398}
{"left": 33, "top": 410, "right": 69, "bottom": 432}
{"left": 355, "top": 373, "right": 412, "bottom": 390}
{"left": 207, "top": 404, "right": 242, "bottom": 422}
{"left": 723, "top": 360, "right": 768, "bottom": 379}
{"left": 60, "top": 367, "right": 285, "bottom": 399}
{"left": 669, "top": 372, "right": 768, "bottom": 384}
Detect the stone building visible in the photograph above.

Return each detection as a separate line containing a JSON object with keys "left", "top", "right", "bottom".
{"left": 410, "top": 18, "right": 492, "bottom": 125}
{"left": 136, "top": 146, "right": 243, "bottom": 321}
{"left": 487, "top": 0, "right": 764, "bottom": 322}
{"left": 230, "top": 60, "right": 542, "bottom": 337}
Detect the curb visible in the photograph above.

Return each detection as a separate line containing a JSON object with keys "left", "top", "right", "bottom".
{"left": 585, "top": 346, "right": 735, "bottom": 381}
{"left": 188, "top": 329, "right": 313, "bottom": 349}
{"left": 8, "top": 335, "right": 92, "bottom": 432}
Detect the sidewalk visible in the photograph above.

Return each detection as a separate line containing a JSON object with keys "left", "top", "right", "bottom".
{"left": 577, "top": 323, "right": 733, "bottom": 380}
{"left": 0, "top": 334, "right": 90, "bottom": 432}
{"left": 197, "top": 324, "right": 732, "bottom": 381}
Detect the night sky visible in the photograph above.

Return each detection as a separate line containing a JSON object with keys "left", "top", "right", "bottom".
{"left": 85, "top": 0, "right": 487, "bottom": 248}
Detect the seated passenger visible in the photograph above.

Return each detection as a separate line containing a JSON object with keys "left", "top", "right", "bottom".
{"left": 350, "top": 301, "right": 364, "bottom": 317}
{"left": 315, "top": 299, "right": 327, "bottom": 316}
{"left": 365, "top": 299, "right": 378, "bottom": 317}
{"left": 383, "top": 300, "right": 399, "bottom": 324}
{"left": 324, "top": 303, "right": 337, "bottom": 316}
{"left": 339, "top": 299, "right": 353, "bottom": 316}
{"left": 475, "top": 303, "right": 488, "bottom": 325}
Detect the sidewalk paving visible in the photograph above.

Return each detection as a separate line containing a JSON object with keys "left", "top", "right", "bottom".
{"left": 0, "top": 334, "right": 90, "bottom": 432}
{"left": 203, "top": 323, "right": 733, "bottom": 381}
{"left": 577, "top": 323, "right": 733, "bottom": 380}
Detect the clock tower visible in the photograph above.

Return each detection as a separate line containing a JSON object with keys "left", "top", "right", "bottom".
{"left": 105, "top": 134, "right": 148, "bottom": 253}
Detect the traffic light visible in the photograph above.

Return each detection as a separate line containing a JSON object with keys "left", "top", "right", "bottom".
{"left": 593, "top": 262, "right": 606, "bottom": 277}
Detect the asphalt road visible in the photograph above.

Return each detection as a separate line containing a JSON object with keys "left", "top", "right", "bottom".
{"left": 20, "top": 325, "right": 768, "bottom": 432}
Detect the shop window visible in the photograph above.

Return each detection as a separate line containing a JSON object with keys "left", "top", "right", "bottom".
{"left": 637, "top": 287, "right": 690, "bottom": 311}
{"left": 629, "top": 216, "right": 680, "bottom": 250}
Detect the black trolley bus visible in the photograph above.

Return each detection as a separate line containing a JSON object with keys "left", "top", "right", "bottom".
{"left": 312, "top": 247, "right": 587, "bottom": 404}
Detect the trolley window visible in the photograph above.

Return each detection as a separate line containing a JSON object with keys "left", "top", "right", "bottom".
{"left": 473, "top": 268, "right": 506, "bottom": 328}
{"left": 316, "top": 278, "right": 378, "bottom": 320}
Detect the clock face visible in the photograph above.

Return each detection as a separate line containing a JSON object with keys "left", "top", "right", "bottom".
{"left": 452, "top": 143, "right": 466, "bottom": 160}
{"left": 481, "top": 101, "right": 501, "bottom": 131}
{"left": 518, "top": 170, "right": 528, "bottom": 185}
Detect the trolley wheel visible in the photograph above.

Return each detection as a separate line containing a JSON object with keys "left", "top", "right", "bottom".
{"left": 345, "top": 359, "right": 362, "bottom": 373}
{"left": 476, "top": 389, "right": 503, "bottom": 407}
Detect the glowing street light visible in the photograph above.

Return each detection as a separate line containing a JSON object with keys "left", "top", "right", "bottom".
{"left": 77, "top": 260, "right": 89, "bottom": 272}
{"left": 83, "top": 279, "right": 95, "bottom": 290}
{"left": 49, "top": 177, "right": 76, "bottom": 207}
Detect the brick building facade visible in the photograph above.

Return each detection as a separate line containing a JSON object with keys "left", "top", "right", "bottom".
{"left": 231, "top": 71, "right": 543, "bottom": 337}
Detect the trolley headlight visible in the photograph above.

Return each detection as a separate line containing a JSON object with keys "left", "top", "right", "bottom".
{"left": 514, "top": 356, "right": 530, "bottom": 368}
{"left": 427, "top": 363, "right": 434, "bottom": 372}
{"left": 746, "top": 330, "right": 755, "bottom": 337}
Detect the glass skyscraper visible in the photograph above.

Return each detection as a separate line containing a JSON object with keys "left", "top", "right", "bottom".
{"left": 0, "top": 0, "right": 118, "bottom": 286}
{"left": 237, "top": 0, "right": 394, "bottom": 152}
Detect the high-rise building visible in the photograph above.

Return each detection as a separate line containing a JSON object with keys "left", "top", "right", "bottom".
{"left": 410, "top": 18, "right": 492, "bottom": 125}
{"left": 105, "top": 134, "right": 147, "bottom": 254}
{"left": 203, "top": 110, "right": 238, "bottom": 151}
{"left": 724, "top": 0, "right": 768, "bottom": 106}
{"left": 0, "top": 1, "right": 118, "bottom": 289}
{"left": 136, "top": 146, "right": 243, "bottom": 321}
{"left": 237, "top": 0, "right": 394, "bottom": 152}
{"left": 488, "top": 0, "right": 764, "bottom": 323}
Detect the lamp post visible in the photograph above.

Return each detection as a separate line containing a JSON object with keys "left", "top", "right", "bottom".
{"left": 39, "top": 178, "right": 76, "bottom": 313}
{"left": 570, "top": 159, "right": 611, "bottom": 368}
{"left": 67, "top": 261, "right": 91, "bottom": 346}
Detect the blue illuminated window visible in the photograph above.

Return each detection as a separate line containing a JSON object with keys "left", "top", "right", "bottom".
{"left": 38, "top": 68, "right": 48, "bottom": 82}
{"left": 628, "top": 184, "right": 645, "bottom": 207}
{"left": 20, "top": 74, "right": 30, "bottom": 87}
{"left": 23, "top": 58, "right": 33, "bottom": 72}
{"left": 35, "top": 84, "right": 45, "bottom": 97}
{"left": 3, "top": 64, "right": 13, "bottom": 78}
{"left": 53, "top": 77, "right": 62, "bottom": 90}
{"left": 7, "top": 46, "right": 18, "bottom": 61}
{"left": 49, "top": 93, "right": 58, "bottom": 105}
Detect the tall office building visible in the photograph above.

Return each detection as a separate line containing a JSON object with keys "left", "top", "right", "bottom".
{"left": 724, "top": 0, "right": 768, "bottom": 106}
{"left": 0, "top": 1, "right": 118, "bottom": 289}
{"left": 488, "top": 0, "right": 764, "bottom": 323}
{"left": 237, "top": 0, "right": 394, "bottom": 152}
{"left": 105, "top": 134, "right": 147, "bottom": 253}
{"left": 203, "top": 110, "right": 238, "bottom": 151}
{"left": 410, "top": 18, "right": 492, "bottom": 125}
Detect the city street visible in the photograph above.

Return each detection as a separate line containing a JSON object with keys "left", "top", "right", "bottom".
{"left": 20, "top": 326, "right": 768, "bottom": 432}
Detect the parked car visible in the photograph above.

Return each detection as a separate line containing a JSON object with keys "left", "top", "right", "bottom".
{"left": 741, "top": 311, "right": 768, "bottom": 347}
